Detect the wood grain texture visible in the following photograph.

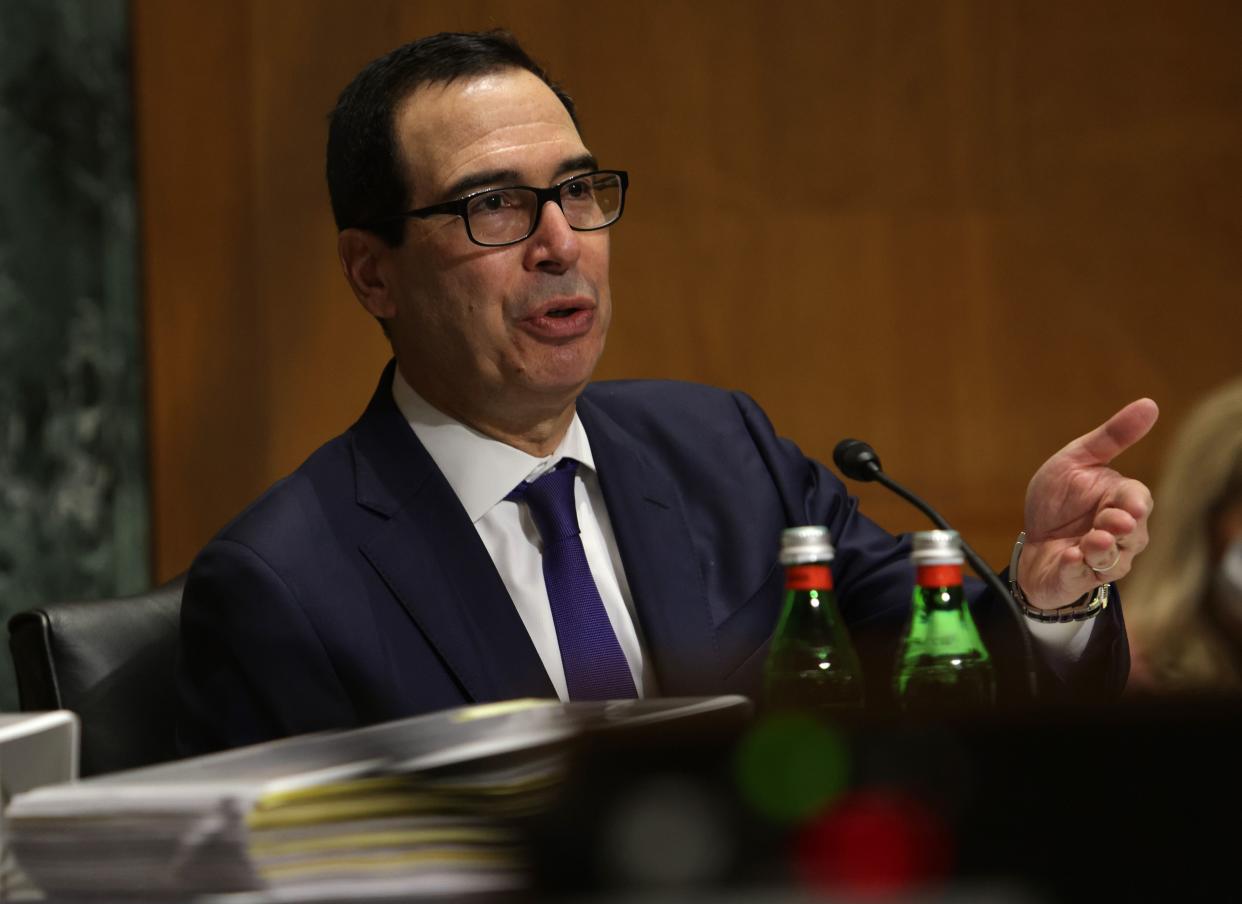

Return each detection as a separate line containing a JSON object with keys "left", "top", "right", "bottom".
{"left": 136, "top": 0, "right": 1242, "bottom": 581}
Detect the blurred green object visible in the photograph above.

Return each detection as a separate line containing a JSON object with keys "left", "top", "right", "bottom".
{"left": 734, "top": 711, "right": 850, "bottom": 824}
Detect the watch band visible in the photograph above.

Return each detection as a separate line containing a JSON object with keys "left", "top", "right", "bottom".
{"left": 1009, "top": 531, "right": 1110, "bottom": 623}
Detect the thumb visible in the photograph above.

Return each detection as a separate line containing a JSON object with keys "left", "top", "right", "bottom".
{"left": 1070, "top": 398, "right": 1160, "bottom": 465}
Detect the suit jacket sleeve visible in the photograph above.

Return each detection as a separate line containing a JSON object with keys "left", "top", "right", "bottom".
{"left": 176, "top": 537, "right": 358, "bottom": 755}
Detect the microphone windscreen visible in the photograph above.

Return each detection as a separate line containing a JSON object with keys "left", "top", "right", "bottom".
{"left": 833, "top": 439, "right": 882, "bottom": 482}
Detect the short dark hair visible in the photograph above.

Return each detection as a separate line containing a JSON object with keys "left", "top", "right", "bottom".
{"left": 326, "top": 30, "right": 578, "bottom": 246}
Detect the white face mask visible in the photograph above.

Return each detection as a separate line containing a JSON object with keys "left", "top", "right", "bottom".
{"left": 1213, "top": 537, "right": 1242, "bottom": 622}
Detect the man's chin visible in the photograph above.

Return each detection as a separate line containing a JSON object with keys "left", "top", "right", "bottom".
{"left": 524, "top": 370, "right": 595, "bottom": 406}
{"left": 530, "top": 343, "right": 603, "bottom": 391}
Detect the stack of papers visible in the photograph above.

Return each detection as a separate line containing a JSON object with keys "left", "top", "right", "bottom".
{"left": 5, "top": 696, "right": 749, "bottom": 899}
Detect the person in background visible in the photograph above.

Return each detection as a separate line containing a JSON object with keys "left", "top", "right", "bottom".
{"left": 1126, "top": 376, "right": 1242, "bottom": 693}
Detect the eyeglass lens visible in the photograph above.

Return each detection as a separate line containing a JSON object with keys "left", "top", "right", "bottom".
{"left": 465, "top": 172, "right": 623, "bottom": 245}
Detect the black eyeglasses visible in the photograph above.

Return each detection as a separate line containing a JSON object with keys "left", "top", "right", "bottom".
{"left": 366, "top": 169, "right": 628, "bottom": 247}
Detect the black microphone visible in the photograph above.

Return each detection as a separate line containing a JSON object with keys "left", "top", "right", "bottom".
{"left": 832, "top": 438, "right": 1039, "bottom": 698}
{"left": 833, "top": 439, "right": 884, "bottom": 483}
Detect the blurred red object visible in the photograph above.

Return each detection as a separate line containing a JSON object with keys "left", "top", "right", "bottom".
{"left": 794, "top": 789, "right": 953, "bottom": 897}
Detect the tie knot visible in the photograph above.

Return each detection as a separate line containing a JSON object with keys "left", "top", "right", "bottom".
{"left": 509, "top": 459, "right": 581, "bottom": 543}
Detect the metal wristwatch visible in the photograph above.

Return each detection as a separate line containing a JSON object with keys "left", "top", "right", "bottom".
{"left": 1008, "top": 531, "right": 1110, "bottom": 623}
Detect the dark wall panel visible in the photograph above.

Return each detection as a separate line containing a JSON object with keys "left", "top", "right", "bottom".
{"left": 0, "top": 0, "right": 148, "bottom": 708}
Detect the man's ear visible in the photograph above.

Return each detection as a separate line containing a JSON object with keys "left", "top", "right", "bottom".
{"left": 338, "top": 228, "right": 398, "bottom": 319}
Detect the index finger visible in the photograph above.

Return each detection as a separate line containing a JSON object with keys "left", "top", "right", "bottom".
{"left": 1072, "top": 398, "right": 1160, "bottom": 465}
{"left": 1107, "top": 477, "right": 1155, "bottom": 522}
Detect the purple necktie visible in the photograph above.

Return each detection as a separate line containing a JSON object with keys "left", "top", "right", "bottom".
{"left": 507, "top": 459, "right": 638, "bottom": 700}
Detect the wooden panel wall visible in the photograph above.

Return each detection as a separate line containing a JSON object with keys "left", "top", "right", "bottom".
{"left": 135, "top": 1, "right": 1242, "bottom": 582}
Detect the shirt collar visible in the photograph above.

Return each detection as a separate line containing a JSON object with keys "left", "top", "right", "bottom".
{"left": 391, "top": 365, "right": 596, "bottom": 523}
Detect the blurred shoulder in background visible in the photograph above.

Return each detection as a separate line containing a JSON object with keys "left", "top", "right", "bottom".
{"left": 1126, "top": 377, "right": 1242, "bottom": 695}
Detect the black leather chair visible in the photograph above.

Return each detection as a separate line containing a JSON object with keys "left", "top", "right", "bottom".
{"left": 7, "top": 575, "right": 186, "bottom": 777}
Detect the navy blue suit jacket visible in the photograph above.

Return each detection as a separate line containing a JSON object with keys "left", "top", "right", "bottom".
{"left": 177, "top": 362, "right": 1128, "bottom": 755}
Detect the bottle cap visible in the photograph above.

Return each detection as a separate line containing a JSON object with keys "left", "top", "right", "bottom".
{"left": 780, "top": 525, "right": 835, "bottom": 565}
{"left": 911, "top": 529, "right": 964, "bottom": 565}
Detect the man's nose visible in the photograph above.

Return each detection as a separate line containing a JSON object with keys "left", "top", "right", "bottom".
{"left": 523, "top": 199, "right": 582, "bottom": 273}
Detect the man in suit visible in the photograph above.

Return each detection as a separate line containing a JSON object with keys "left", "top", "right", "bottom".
{"left": 177, "top": 31, "right": 1156, "bottom": 755}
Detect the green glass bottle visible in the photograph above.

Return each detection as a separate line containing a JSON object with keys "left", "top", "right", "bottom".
{"left": 763, "top": 526, "right": 865, "bottom": 714}
{"left": 893, "top": 530, "right": 995, "bottom": 710}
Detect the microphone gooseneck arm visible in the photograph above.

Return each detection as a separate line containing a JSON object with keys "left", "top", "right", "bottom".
{"left": 870, "top": 470, "right": 951, "bottom": 531}
{"left": 833, "top": 439, "right": 1040, "bottom": 699}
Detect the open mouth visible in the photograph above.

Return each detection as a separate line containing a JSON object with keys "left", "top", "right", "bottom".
{"left": 521, "top": 299, "right": 596, "bottom": 340}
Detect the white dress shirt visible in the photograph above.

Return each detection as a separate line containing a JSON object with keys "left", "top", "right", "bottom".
{"left": 392, "top": 368, "right": 654, "bottom": 701}
{"left": 392, "top": 369, "right": 1093, "bottom": 698}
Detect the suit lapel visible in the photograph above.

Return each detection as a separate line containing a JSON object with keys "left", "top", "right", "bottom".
{"left": 577, "top": 394, "right": 720, "bottom": 695}
{"left": 351, "top": 363, "right": 555, "bottom": 702}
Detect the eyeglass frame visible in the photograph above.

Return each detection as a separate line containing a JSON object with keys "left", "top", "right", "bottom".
{"left": 361, "top": 169, "right": 629, "bottom": 248}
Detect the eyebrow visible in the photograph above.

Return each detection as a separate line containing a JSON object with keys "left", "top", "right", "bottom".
{"left": 440, "top": 153, "right": 599, "bottom": 202}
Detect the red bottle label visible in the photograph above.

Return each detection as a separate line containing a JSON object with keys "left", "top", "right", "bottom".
{"left": 786, "top": 564, "right": 833, "bottom": 590}
{"left": 917, "top": 564, "right": 963, "bottom": 587}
